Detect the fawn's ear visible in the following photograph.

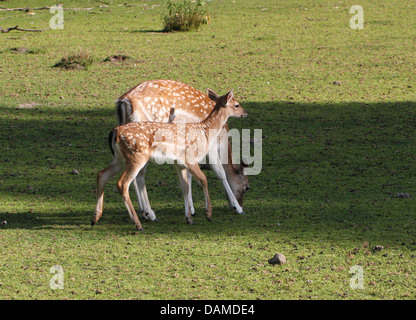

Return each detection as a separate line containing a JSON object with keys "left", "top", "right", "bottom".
{"left": 207, "top": 88, "right": 219, "bottom": 102}
{"left": 226, "top": 90, "right": 234, "bottom": 104}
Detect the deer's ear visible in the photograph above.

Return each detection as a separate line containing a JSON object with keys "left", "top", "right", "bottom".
{"left": 226, "top": 90, "right": 234, "bottom": 104}
{"left": 239, "top": 157, "right": 249, "bottom": 174}
{"left": 207, "top": 88, "right": 219, "bottom": 102}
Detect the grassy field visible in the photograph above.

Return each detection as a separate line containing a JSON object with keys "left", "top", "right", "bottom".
{"left": 0, "top": 0, "right": 415, "bottom": 300}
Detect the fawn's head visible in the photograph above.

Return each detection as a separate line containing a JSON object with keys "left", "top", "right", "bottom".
{"left": 207, "top": 89, "right": 248, "bottom": 119}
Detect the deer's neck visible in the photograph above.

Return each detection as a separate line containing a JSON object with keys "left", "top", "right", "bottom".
{"left": 201, "top": 107, "right": 228, "bottom": 133}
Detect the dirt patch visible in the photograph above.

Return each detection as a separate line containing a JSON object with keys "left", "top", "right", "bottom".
{"left": 10, "top": 47, "right": 29, "bottom": 53}
{"left": 103, "top": 55, "right": 132, "bottom": 63}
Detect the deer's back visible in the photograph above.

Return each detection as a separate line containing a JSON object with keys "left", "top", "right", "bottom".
{"left": 119, "top": 80, "right": 215, "bottom": 123}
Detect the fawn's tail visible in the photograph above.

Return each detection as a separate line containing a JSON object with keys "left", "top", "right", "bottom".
{"left": 108, "top": 128, "right": 117, "bottom": 157}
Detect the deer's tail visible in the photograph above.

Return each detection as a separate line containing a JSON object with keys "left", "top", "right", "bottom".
{"left": 116, "top": 98, "right": 132, "bottom": 126}
{"left": 108, "top": 128, "right": 117, "bottom": 157}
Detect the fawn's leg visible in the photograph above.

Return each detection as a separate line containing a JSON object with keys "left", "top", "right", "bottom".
{"left": 117, "top": 159, "right": 148, "bottom": 231}
{"left": 174, "top": 164, "right": 193, "bottom": 224}
{"left": 92, "top": 159, "right": 124, "bottom": 226}
{"left": 186, "top": 163, "right": 212, "bottom": 221}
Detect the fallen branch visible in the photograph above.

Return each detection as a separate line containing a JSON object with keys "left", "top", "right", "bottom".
{"left": 0, "top": 6, "right": 95, "bottom": 11}
{"left": 51, "top": 7, "right": 95, "bottom": 11}
{"left": 0, "top": 25, "right": 18, "bottom": 32}
{"left": 0, "top": 7, "right": 31, "bottom": 12}
{"left": 0, "top": 23, "right": 63, "bottom": 33}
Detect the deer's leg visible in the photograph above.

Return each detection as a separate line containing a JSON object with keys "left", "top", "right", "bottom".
{"left": 186, "top": 169, "right": 196, "bottom": 216}
{"left": 175, "top": 164, "right": 193, "bottom": 224}
{"left": 117, "top": 159, "right": 147, "bottom": 231}
{"left": 209, "top": 141, "right": 244, "bottom": 215}
{"left": 131, "top": 178, "right": 146, "bottom": 218}
{"left": 132, "top": 163, "right": 157, "bottom": 221}
{"left": 92, "top": 159, "right": 124, "bottom": 226}
{"left": 186, "top": 163, "right": 212, "bottom": 222}
{"left": 211, "top": 161, "right": 244, "bottom": 214}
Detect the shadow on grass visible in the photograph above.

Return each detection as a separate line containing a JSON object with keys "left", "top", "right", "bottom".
{"left": 0, "top": 101, "right": 415, "bottom": 245}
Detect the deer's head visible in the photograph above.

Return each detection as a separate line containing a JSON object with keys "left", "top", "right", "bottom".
{"left": 229, "top": 157, "right": 250, "bottom": 207}
{"left": 207, "top": 89, "right": 248, "bottom": 119}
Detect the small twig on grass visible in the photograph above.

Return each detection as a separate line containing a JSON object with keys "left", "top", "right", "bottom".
{"left": 305, "top": 17, "right": 328, "bottom": 21}
{"left": 123, "top": 4, "right": 143, "bottom": 7}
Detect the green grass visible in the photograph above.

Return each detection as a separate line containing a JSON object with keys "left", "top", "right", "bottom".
{"left": 0, "top": 0, "right": 416, "bottom": 300}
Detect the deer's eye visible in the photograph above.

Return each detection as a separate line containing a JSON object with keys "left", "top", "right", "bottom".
{"left": 234, "top": 104, "right": 240, "bottom": 108}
